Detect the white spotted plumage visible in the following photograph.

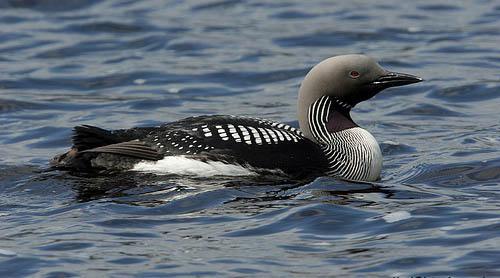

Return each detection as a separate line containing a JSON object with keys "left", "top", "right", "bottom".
{"left": 137, "top": 116, "right": 307, "bottom": 175}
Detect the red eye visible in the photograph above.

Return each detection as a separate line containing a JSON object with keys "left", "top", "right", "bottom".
{"left": 349, "top": 70, "right": 360, "bottom": 78}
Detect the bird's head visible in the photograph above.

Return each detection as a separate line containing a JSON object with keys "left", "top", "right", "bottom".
{"left": 299, "top": 54, "right": 422, "bottom": 107}
{"left": 297, "top": 54, "right": 422, "bottom": 140}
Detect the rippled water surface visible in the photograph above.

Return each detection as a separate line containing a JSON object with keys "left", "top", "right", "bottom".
{"left": 1, "top": 0, "right": 499, "bottom": 277}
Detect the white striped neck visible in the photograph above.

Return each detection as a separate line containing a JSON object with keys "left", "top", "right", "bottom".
{"left": 306, "top": 96, "right": 383, "bottom": 181}
{"left": 306, "top": 96, "right": 357, "bottom": 144}
{"left": 332, "top": 97, "right": 353, "bottom": 111}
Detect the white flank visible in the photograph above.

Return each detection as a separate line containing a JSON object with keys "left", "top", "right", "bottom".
{"left": 132, "top": 156, "right": 257, "bottom": 177}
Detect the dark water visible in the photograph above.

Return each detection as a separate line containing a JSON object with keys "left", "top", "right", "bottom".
{"left": 1, "top": 0, "right": 499, "bottom": 277}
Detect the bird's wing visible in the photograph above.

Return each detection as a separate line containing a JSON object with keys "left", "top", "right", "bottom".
{"left": 81, "top": 140, "right": 162, "bottom": 161}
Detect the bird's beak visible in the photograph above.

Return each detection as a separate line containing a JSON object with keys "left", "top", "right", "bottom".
{"left": 349, "top": 70, "right": 423, "bottom": 105}
{"left": 370, "top": 71, "right": 423, "bottom": 88}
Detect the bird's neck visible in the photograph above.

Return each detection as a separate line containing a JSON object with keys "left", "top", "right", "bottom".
{"left": 300, "top": 96, "right": 357, "bottom": 144}
{"left": 301, "top": 96, "right": 382, "bottom": 182}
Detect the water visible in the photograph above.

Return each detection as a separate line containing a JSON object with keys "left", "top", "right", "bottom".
{"left": 0, "top": 0, "right": 499, "bottom": 276}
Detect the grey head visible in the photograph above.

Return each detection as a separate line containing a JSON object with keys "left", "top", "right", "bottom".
{"left": 297, "top": 54, "right": 422, "bottom": 141}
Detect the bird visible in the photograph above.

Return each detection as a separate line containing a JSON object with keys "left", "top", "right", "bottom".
{"left": 51, "top": 54, "right": 422, "bottom": 182}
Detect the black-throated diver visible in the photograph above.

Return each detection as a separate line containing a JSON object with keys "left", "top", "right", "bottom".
{"left": 51, "top": 54, "right": 422, "bottom": 181}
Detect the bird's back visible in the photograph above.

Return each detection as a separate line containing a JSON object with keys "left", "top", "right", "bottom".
{"left": 52, "top": 115, "right": 330, "bottom": 179}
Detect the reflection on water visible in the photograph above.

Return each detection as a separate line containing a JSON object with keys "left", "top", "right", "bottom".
{"left": 0, "top": 0, "right": 499, "bottom": 276}
{"left": 405, "top": 158, "right": 500, "bottom": 187}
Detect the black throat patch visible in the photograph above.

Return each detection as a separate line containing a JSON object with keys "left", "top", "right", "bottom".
{"left": 308, "top": 96, "right": 359, "bottom": 143}
{"left": 326, "top": 99, "right": 357, "bottom": 133}
{"left": 326, "top": 109, "right": 357, "bottom": 133}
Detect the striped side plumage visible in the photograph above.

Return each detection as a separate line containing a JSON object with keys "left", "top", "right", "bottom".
{"left": 190, "top": 117, "right": 303, "bottom": 147}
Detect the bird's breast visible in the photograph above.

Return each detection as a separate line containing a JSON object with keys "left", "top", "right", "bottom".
{"left": 325, "top": 127, "right": 382, "bottom": 182}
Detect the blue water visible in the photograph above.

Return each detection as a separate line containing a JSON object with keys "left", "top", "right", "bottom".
{"left": 1, "top": 0, "right": 499, "bottom": 277}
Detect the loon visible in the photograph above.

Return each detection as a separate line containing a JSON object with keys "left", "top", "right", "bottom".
{"left": 51, "top": 54, "right": 422, "bottom": 181}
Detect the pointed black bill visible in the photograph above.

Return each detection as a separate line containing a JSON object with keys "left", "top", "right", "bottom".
{"left": 370, "top": 71, "right": 423, "bottom": 88}
{"left": 352, "top": 71, "right": 423, "bottom": 104}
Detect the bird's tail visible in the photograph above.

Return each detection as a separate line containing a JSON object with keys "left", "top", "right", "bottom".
{"left": 49, "top": 147, "right": 90, "bottom": 170}
{"left": 50, "top": 125, "right": 117, "bottom": 170}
